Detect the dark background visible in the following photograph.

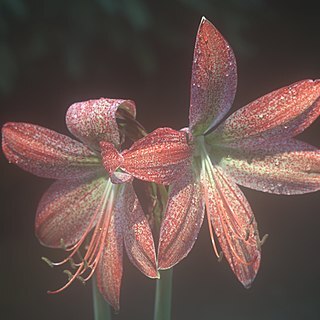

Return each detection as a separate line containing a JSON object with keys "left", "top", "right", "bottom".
{"left": 1, "top": 0, "right": 320, "bottom": 319}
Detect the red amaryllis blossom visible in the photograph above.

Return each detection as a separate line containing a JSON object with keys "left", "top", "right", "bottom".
{"left": 103, "top": 17, "right": 320, "bottom": 288}
{"left": 1, "top": 98, "right": 158, "bottom": 310}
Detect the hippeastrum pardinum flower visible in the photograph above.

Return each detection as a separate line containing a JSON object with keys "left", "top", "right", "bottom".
{"left": 1, "top": 98, "right": 158, "bottom": 310}
{"left": 102, "top": 17, "right": 320, "bottom": 288}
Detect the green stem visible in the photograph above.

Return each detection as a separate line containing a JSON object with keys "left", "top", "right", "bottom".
{"left": 154, "top": 268, "right": 173, "bottom": 320}
{"left": 92, "top": 276, "right": 112, "bottom": 320}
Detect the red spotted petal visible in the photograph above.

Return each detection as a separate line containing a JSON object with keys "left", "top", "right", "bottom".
{"left": 122, "top": 128, "right": 192, "bottom": 184}
{"left": 110, "top": 172, "right": 133, "bottom": 184}
{"left": 100, "top": 141, "right": 124, "bottom": 175}
{"left": 216, "top": 139, "right": 320, "bottom": 195}
{"left": 96, "top": 204, "right": 123, "bottom": 311}
{"left": 2, "top": 122, "right": 100, "bottom": 179}
{"left": 35, "top": 176, "right": 107, "bottom": 248}
{"left": 66, "top": 98, "right": 136, "bottom": 150}
{"left": 190, "top": 17, "right": 237, "bottom": 135}
{"left": 202, "top": 165, "right": 261, "bottom": 288}
{"left": 209, "top": 80, "right": 320, "bottom": 147}
{"left": 158, "top": 169, "right": 205, "bottom": 269}
{"left": 121, "top": 184, "right": 158, "bottom": 278}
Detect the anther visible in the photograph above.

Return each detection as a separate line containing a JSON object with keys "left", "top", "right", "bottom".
{"left": 260, "top": 234, "right": 269, "bottom": 247}
{"left": 41, "top": 257, "right": 54, "bottom": 268}
{"left": 60, "top": 238, "right": 67, "bottom": 250}
{"left": 76, "top": 275, "right": 86, "bottom": 286}
{"left": 218, "top": 251, "right": 224, "bottom": 262}
{"left": 63, "top": 270, "right": 73, "bottom": 281}
{"left": 245, "top": 229, "right": 250, "bottom": 241}
{"left": 68, "top": 257, "right": 77, "bottom": 269}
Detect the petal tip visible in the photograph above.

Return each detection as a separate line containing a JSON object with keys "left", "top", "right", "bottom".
{"left": 243, "top": 281, "right": 253, "bottom": 289}
{"left": 200, "top": 16, "right": 208, "bottom": 24}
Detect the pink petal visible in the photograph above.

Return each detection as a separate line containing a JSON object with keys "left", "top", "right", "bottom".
{"left": 96, "top": 206, "right": 124, "bottom": 311}
{"left": 216, "top": 139, "right": 320, "bottom": 195}
{"left": 110, "top": 172, "right": 133, "bottom": 184}
{"left": 121, "top": 184, "right": 158, "bottom": 278}
{"left": 122, "top": 128, "right": 192, "bottom": 184}
{"left": 209, "top": 80, "right": 320, "bottom": 147}
{"left": 66, "top": 98, "right": 136, "bottom": 150}
{"left": 2, "top": 122, "right": 100, "bottom": 179}
{"left": 202, "top": 166, "right": 261, "bottom": 288}
{"left": 189, "top": 17, "right": 237, "bottom": 135}
{"left": 158, "top": 169, "right": 205, "bottom": 269}
{"left": 100, "top": 141, "right": 124, "bottom": 175}
{"left": 35, "top": 176, "right": 107, "bottom": 248}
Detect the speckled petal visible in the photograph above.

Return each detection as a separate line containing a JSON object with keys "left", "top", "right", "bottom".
{"left": 158, "top": 169, "right": 205, "bottom": 269}
{"left": 202, "top": 165, "right": 261, "bottom": 288}
{"left": 190, "top": 17, "right": 237, "bottom": 135}
{"left": 66, "top": 98, "right": 136, "bottom": 150}
{"left": 216, "top": 139, "right": 320, "bottom": 195}
{"left": 121, "top": 184, "right": 158, "bottom": 278}
{"left": 96, "top": 201, "right": 124, "bottom": 311}
{"left": 122, "top": 128, "right": 192, "bottom": 184}
{"left": 209, "top": 80, "right": 320, "bottom": 147}
{"left": 2, "top": 122, "right": 100, "bottom": 179}
{"left": 100, "top": 141, "right": 124, "bottom": 175}
{"left": 35, "top": 176, "right": 108, "bottom": 248}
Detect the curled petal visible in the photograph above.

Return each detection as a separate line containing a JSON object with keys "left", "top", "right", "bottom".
{"left": 215, "top": 139, "right": 320, "bottom": 195}
{"left": 100, "top": 141, "right": 124, "bottom": 175}
{"left": 209, "top": 80, "right": 320, "bottom": 147}
{"left": 96, "top": 205, "right": 123, "bottom": 311}
{"left": 121, "top": 184, "right": 158, "bottom": 278}
{"left": 202, "top": 164, "right": 261, "bottom": 288}
{"left": 2, "top": 122, "right": 100, "bottom": 179}
{"left": 158, "top": 169, "right": 205, "bottom": 269}
{"left": 122, "top": 128, "right": 192, "bottom": 184}
{"left": 66, "top": 98, "right": 136, "bottom": 150}
{"left": 190, "top": 17, "right": 237, "bottom": 135}
{"left": 110, "top": 172, "right": 133, "bottom": 184}
{"left": 35, "top": 176, "right": 108, "bottom": 248}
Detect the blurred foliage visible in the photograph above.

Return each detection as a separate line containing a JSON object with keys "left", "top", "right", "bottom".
{"left": 0, "top": 0, "right": 269, "bottom": 94}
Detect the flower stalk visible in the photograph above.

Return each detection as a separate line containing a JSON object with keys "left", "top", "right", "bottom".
{"left": 92, "top": 276, "right": 112, "bottom": 320}
{"left": 154, "top": 268, "right": 173, "bottom": 320}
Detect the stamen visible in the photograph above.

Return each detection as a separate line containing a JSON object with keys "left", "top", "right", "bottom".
{"left": 41, "top": 257, "right": 54, "bottom": 268}
{"left": 248, "top": 216, "right": 254, "bottom": 225}
{"left": 245, "top": 229, "right": 250, "bottom": 241}
{"left": 47, "top": 181, "right": 115, "bottom": 295}
{"left": 219, "top": 210, "right": 258, "bottom": 266}
{"left": 63, "top": 270, "right": 73, "bottom": 281}
{"left": 76, "top": 275, "right": 86, "bottom": 286}
{"left": 203, "top": 156, "right": 248, "bottom": 242}
{"left": 60, "top": 238, "right": 67, "bottom": 250}
{"left": 203, "top": 158, "right": 258, "bottom": 266}
{"left": 206, "top": 211, "right": 222, "bottom": 260}
{"left": 68, "top": 257, "right": 77, "bottom": 270}
{"left": 259, "top": 234, "right": 269, "bottom": 249}
{"left": 202, "top": 160, "right": 222, "bottom": 260}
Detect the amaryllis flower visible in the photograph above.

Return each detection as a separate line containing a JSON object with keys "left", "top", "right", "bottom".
{"left": 1, "top": 98, "right": 158, "bottom": 310}
{"left": 103, "top": 17, "right": 320, "bottom": 288}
